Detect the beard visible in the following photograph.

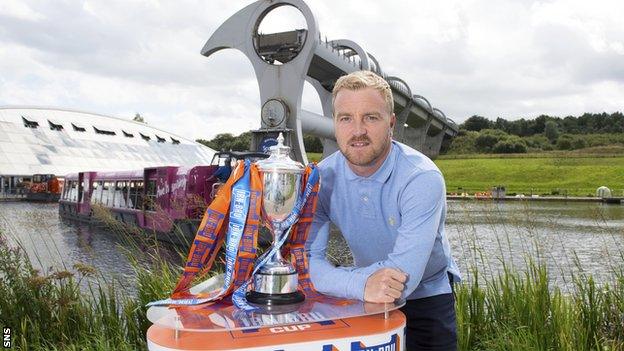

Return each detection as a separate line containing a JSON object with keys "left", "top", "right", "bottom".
{"left": 339, "top": 133, "right": 392, "bottom": 168}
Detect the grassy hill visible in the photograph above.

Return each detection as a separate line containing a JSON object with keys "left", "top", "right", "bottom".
{"left": 435, "top": 148, "right": 624, "bottom": 196}
{"left": 307, "top": 147, "right": 624, "bottom": 197}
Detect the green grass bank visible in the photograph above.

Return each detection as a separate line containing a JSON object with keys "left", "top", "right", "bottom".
{"left": 435, "top": 153, "right": 624, "bottom": 197}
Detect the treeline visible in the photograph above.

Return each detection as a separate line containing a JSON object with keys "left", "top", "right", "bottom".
{"left": 197, "top": 132, "right": 324, "bottom": 153}
{"left": 446, "top": 112, "right": 624, "bottom": 154}
{"left": 197, "top": 112, "right": 624, "bottom": 155}
{"left": 462, "top": 112, "right": 624, "bottom": 136}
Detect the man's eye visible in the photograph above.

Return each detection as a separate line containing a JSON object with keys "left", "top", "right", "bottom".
{"left": 339, "top": 116, "right": 351, "bottom": 123}
{"left": 365, "top": 115, "right": 379, "bottom": 121}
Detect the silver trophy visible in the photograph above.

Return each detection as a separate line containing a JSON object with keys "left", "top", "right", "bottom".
{"left": 246, "top": 133, "right": 305, "bottom": 306}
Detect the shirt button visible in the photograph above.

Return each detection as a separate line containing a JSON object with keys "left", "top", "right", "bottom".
{"left": 362, "top": 196, "right": 368, "bottom": 202}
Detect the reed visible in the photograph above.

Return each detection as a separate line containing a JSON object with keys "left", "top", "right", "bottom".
{"left": 0, "top": 200, "right": 622, "bottom": 350}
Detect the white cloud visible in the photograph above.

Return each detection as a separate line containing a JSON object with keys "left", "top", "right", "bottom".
{"left": 1, "top": 0, "right": 623, "bottom": 143}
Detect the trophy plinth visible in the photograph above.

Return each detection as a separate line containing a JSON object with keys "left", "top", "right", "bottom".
{"left": 246, "top": 133, "right": 306, "bottom": 307}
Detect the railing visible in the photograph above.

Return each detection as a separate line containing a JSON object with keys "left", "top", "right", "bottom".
{"left": 449, "top": 186, "right": 624, "bottom": 198}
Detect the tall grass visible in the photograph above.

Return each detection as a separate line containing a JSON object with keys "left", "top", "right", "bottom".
{"left": 0, "top": 210, "right": 181, "bottom": 350}
{"left": 1, "top": 201, "right": 623, "bottom": 350}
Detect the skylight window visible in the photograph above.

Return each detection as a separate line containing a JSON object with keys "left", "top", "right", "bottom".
{"left": 140, "top": 133, "right": 151, "bottom": 141}
{"left": 156, "top": 135, "right": 166, "bottom": 143}
{"left": 48, "top": 120, "right": 64, "bottom": 131}
{"left": 93, "top": 126, "right": 116, "bottom": 136}
{"left": 122, "top": 130, "right": 134, "bottom": 138}
{"left": 72, "top": 123, "right": 86, "bottom": 132}
{"left": 22, "top": 116, "right": 39, "bottom": 129}
{"left": 171, "top": 137, "right": 180, "bottom": 144}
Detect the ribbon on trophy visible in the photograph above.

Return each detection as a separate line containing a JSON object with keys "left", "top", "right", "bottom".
{"left": 231, "top": 165, "right": 320, "bottom": 311}
{"left": 147, "top": 159, "right": 321, "bottom": 308}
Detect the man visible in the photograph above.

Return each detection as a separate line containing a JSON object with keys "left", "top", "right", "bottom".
{"left": 306, "top": 71, "right": 460, "bottom": 350}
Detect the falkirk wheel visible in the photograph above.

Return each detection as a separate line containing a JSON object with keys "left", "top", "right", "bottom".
{"left": 202, "top": 0, "right": 459, "bottom": 163}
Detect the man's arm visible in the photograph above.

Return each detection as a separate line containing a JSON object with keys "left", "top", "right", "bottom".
{"left": 306, "top": 199, "right": 382, "bottom": 301}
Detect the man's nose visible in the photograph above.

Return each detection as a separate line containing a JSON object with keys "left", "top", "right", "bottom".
{"left": 352, "top": 118, "right": 367, "bottom": 136}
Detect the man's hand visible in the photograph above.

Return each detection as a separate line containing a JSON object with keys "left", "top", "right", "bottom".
{"left": 364, "top": 268, "right": 408, "bottom": 303}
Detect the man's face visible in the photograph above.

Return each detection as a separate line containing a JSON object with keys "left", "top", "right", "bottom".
{"left": 333, "top": 87, "right": 395, "bottom": 176}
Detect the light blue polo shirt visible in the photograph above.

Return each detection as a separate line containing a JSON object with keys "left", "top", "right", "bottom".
{"left": 306, "top": 141, "right": 461, "bottom": 301}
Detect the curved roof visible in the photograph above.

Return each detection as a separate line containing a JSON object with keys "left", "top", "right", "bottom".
{"left": 0, "top": 106, "right": 216, "bottom": 176}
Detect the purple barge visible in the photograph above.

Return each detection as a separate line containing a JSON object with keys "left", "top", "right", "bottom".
{"left": 59, "top": 165, "right": 218, "bottom": 243}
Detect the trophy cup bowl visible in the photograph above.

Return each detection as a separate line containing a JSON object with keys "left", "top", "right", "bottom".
{"left": 246, "top": 134, "right": 305, "bottom": 307}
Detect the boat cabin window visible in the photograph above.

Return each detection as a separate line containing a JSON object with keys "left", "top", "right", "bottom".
{"left": 145, "top": 179, "right": 157, "bottom": 211}
{"left": 113, "top": 181, "right": 129, "bottom": 208}
{"left": 61, "top": 181, "right": 69, "bottom": 200}
{"left": 91, "top": 181, "right": 103, "bottom": 204}
{"left": 101, "top": 181, "right": 114, "bottom": 206}
{"left": 79, "top": 180, "right": 85, "bottom": 203}
{"left": 129, "top": 180, "right": 144, "bottom": 210}
{"left": 62, "top": 180, "right": 74, "bottom": 200}
{"left": 69, "top": 181, "right": 78, "bottom": 202}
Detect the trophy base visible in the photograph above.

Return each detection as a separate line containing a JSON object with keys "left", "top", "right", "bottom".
{"left": 246, "top": 290, "right": 305, "bottom": 306}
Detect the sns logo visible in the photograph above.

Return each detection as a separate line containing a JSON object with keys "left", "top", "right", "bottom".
{"left": 269, "top": 324, "right": 311, "bottom": 333}
{"left": 3, "top": 327, "right": 11, "bottom": 348}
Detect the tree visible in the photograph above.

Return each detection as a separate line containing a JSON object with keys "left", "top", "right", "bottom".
{"left": 133, "top": 113, "right": 146, "bottom": 123}
{"left": 461, "top": 115, "right": 492, "bottom": 132}
{"left": 474, "top": 129, "right": 506, "bottom": 152}
{"left": 198, "top": 133, "right": 236, "bottom": 151}
{"left": 544, "top": 121, "right": 559, "bottom": 142}
{"left": 492, "top": 136, "right": 527, "bottom": 153}
{"left": 229, "top": 132, "right": 252, "bottom": 151}
{"left": 303, "top": 135, "right": 323, "bottom": 153}
{"left": 196, "top": 132, "right": 251, "bottom": 151}
{"left": 556, "top": 135, "right": 573, "bottom": 150}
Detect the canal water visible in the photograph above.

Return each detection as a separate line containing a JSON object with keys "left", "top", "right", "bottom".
{"left": 1, "top": 200, "right": 622, "bottom": 295}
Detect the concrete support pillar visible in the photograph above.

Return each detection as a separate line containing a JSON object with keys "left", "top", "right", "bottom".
{"left": 423, "top": 129, "right": 446, "bottom": 159}
{"left": 0, "top": 176, "right": 4, "bottom": 196}
{"left": 306, "top": 78, "right": 338, "bottom": 159}
{"left": 400, "top": 123, "right": 429, "bottom": 151}
{"left": 393, "top": 106, "right": 411, "bottom": 142}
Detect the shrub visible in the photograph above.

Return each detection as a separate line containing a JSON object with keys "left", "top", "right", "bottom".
{"left": 492, "top": 137, "right": 527, "bottom": 153}
{"left": 556, "top": 135, "right": 574, "bottom": 150}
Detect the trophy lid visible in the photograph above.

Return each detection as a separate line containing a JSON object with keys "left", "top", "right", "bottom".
{"left": 256, "top": 133, "right": 304, "bottom": 174}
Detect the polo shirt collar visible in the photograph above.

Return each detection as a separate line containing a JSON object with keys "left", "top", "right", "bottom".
{"left": 343, "top": 142, "right": 396, "bottom": 183}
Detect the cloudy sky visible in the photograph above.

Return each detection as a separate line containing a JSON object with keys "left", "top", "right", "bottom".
{"left": 1, "top": 0, "right": 623, "bottom": 141}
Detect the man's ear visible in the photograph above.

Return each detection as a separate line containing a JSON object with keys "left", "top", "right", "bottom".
{"left": 390, "top": 113, "right": 396, "bottom": 130}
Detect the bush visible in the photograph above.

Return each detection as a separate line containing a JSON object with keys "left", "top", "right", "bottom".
{"left": 556, "top": 135, "right": 574, "bottom": 150}
{"left": 492, "top": 137, "right": 527, "bottom": 153}
{"left": 474, "top": 129, "right": 510, "bottom": 153}
{"left": 446, "top": 131, "right": 480, "bottom": 154}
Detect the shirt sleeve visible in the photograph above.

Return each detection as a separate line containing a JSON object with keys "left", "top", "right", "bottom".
{"left": 307, "top": 170, "right": 445, "bottom": 301}
{"left": 306, "top": 193, "right": 378, "bottom": 300}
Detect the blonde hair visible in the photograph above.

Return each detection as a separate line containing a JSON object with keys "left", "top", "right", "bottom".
{"left": 332, "top": 71, "right": 394, "bottom": 115}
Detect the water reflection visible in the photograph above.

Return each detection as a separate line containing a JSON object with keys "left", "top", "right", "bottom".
{"left": 446, "top": 200, "right": 624, "bottom": 292}
{"left": 0, "top": 202, "right": 172, "bottom": 295}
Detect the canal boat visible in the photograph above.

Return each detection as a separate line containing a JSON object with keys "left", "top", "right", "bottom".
{"left": 26, "top": 174, "right": 63, "bottom": 202}
{"left": 58, "top": 151, "right": 267, "bottom": 244}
